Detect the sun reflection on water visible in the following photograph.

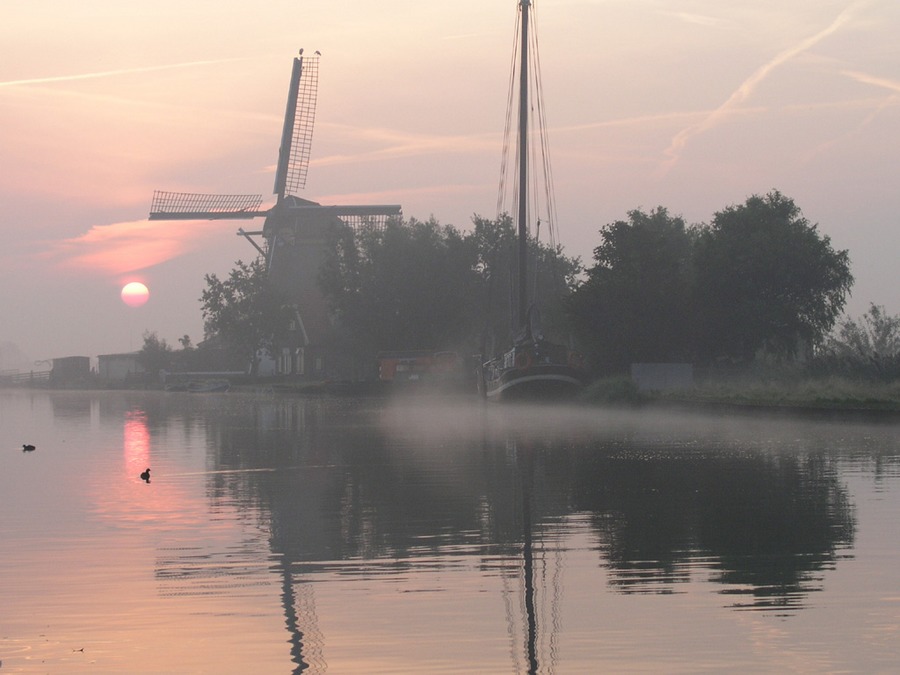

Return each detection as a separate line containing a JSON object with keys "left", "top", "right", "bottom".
{"left": 123, "top": 410, "right": 150, "bottom": 478}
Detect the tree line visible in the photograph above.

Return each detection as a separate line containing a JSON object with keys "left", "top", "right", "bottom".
{"left": 143, "top": 189, "right": 898, "bottom": 381}
{"left": 568, "top": 191, "right": 854, "bottom": 373}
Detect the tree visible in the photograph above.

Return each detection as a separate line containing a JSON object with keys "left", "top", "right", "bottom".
{"left": 818, "top": 304, "right": 900, "bottom": 379}
{"left": 320, "top": 218, "right": 480, "bottom": 355}
{"left": 200, "top": 258, "right": 295, "bottom": 375}
{"left": 319, "top": 215, "right": 581, "bottom": 360}
{"left": 138, "top": 330, "right": 173, "bottom": 377}
{"left": 470, "top": 214, "right": 582, "bottom": 356}
{"left": 694, "top": 191, "right": 852, "bottom": 363}
{"left": 567, "top": 207, "right": 695, "bottom": 374}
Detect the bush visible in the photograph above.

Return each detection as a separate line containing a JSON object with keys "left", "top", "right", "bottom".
{"left": 582, "top": 376, "right": 646, "bottom": 404}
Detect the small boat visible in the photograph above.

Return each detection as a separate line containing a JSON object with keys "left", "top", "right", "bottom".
{"left": 479, "top": 0, "right": 588, "bottom": 401}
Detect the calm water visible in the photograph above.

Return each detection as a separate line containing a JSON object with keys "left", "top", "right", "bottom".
{"left": 1, "top": 389, "right": 899, "bottom": 674}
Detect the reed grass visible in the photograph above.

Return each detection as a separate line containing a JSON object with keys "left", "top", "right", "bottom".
{"left": 660, "top": 374, "right": 900, "bottom": 410}
{"left": 582, "top": 373, "right": 900, "bottom": 410}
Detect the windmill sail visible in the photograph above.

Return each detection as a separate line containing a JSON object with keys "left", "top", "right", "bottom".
{"left": 274, "top": 55, "right": 319, "bottom": 200}
{"left": 148, "top": 191, "right": 265, "bottom": 220}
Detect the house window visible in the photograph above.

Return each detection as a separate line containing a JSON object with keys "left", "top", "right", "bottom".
{"left": 279, "top": 348, "right": 292, "bottom": 375}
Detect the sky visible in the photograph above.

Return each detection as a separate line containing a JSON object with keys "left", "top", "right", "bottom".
{"left": 2, "top": 0, "right": 898, "bottom": 367}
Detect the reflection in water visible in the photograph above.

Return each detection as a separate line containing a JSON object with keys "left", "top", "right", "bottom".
{"left": 50, "top": 392, "right": 94, "bottom": 421}
{"left": 572, "top": 452, "right": 855, "bottom": 611}
{"left": 124, "top": 411, "right": 151, "bottom": 480}
{"left": 116, "top": 395, "right": 891, "bottom": 671}
{"left": 513, "top": 441, "right": 544, "bottom": 675}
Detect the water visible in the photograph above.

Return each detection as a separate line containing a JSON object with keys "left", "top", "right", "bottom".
{"left": 1, "top": 389, "right": 899, "bottom": 673}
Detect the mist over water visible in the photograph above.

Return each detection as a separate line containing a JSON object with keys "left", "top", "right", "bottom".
{"left": 380, "top": 393, "right": 882, "bottom": 452}
{"left": 1, "top": 389, "right": 899, "bottom": 673}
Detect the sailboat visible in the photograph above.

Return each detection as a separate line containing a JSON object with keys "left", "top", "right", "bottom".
{"left": 479, "top": 0, "right": 589, "bottom": 401}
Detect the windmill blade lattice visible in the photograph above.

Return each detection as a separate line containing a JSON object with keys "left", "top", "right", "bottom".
{"left": 275, "top": 55, "right": 319, "bottom": 199}
{"left": 149, "top": 190, "right": 265, "bottom": 220}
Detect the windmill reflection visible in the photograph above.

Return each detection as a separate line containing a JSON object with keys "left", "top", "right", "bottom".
{"left": 277, "top": 558, "right": 324, "bottom": 674}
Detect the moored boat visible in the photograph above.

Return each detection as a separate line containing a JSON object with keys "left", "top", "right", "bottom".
{"left": 479, "top": 0, "right": 588, "bottom": 401}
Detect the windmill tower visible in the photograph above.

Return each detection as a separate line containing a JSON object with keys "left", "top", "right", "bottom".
{"left": 149, "top": 52, "right": 401, "bottom": 379}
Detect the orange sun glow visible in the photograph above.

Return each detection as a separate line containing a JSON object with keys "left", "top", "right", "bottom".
{"left": 121, "top": 281, "right": 150, "bottom": 308}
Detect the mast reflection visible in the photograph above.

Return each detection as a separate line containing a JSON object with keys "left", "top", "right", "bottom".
{"left": 146, "top": 395, "right": 861, "bottom": 671}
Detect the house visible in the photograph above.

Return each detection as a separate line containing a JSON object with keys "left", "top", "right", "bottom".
{"left": 50, "top": 356, "right": 91, "bottom": 385}
{"left": 97, "top": 352, "right": 144, "bottom": 382}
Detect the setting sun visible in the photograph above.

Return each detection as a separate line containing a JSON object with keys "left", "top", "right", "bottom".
{"left": 121, "top": 281, "right": 150, "bottom": 307}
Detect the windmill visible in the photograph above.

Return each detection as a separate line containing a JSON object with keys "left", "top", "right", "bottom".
{"left": 149, "top": 52, "right": 402, "bottom": 378}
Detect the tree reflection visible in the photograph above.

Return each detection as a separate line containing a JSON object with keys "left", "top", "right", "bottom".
{"left": 142, "top": 394, "right": 864, "bottom": 672}
{"left": 571, "top": 450, "right": 855, "bottom": 610}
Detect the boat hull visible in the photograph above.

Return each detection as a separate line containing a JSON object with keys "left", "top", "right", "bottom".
{"left": 483, "top": 363, "right": 585, "bottom": 401}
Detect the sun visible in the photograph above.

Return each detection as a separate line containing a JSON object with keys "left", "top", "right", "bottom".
{"left": 121, "top": 281, "right": 150, "bottom": 308}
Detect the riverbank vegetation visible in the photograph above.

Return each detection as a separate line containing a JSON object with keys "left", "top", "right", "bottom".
{"left": 181, "top": 190, "right": 899, "bottom": 410}
{"left": 665, "top": 375, "right": 900, "bottom": 410}
{"left": 581, "top": 370, "right": 900, "bottom": 411}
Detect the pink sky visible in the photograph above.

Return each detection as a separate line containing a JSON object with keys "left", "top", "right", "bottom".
{"left": 1, "top": 0, "right": 898, "bottom": 365}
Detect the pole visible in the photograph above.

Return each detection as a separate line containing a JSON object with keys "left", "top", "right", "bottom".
{"left": 517, "top": 0, "right": 530, "bottom": 330}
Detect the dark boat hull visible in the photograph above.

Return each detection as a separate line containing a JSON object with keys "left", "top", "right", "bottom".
{"left": 483, "top": 363, "right": 585, "bottom": 401}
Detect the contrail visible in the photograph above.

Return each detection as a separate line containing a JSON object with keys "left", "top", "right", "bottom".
{"left": 658, "top": 0, "right": 871, "bottom": 174}
{"left": 842, "top": 69, "right": 900, "bottom": 95}
{"left": 0, "top": 56, "right": 252, "bottom": 89}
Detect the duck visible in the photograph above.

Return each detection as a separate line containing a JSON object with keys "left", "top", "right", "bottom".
{"left": 22, "top": 444, "right": 35, "bottom": 452}
{"left": 140, "top": 468, "right": 151, "bottom": 482}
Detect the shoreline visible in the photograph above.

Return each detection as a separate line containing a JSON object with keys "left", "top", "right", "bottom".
{"left": 639, "top": 397, "right": 900, "bottom": 421}
{"left": 4, "top": 379, "right": 899, "bottom": 418}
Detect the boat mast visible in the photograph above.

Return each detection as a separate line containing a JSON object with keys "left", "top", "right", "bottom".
{"left": 517, "top": 0, "right": 531, "bottom": 330}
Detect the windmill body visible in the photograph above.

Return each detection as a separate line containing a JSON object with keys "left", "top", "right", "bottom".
{"left": 150, "top": 53, "right": 401, "bottom": 379}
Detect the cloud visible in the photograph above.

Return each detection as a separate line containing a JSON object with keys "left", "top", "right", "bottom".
{"left": 311, "top": 124, "right": 498, "bottom": 167}
{"left": 0, "top": 57, "right": 254, "bottom": 89}
{"left": 659, "top": 11, "right": 731, "bottom": 28}
{"left": 317, "top": 183, "right": 482, "bottom": 206}
{"left": 803, "top": 91, "right": 900, "bottom": 163}
{"left": 558, "top": 109, "right": 712, "bottom": 133}
{"left": 658, "top": 0, "right": 872, "bottom": 174}
{"left": 37, "top": 218, "right": 229, "bottom": 275}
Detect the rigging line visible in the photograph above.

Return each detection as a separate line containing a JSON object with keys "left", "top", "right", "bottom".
{"left": 527, "top": 9, "right": 540, "bottom": 243}
{"left": 530, "top": 4, "right": 559, "bottom": 251}
{"left": 497, "top": 8, "right": 522, "bottom": 220}
{"left": 525, "top": 5, "right": 543, "bottom": 304}
{"left": 529, "top": 1, "right": 569, "bottom": 304}
{"left": 532, "top": 220, "right": 542, "bottom": 305}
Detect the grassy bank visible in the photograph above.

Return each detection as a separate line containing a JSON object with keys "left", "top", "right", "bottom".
{"left": 582, "top": 374, "right": 900, "bottom": 412}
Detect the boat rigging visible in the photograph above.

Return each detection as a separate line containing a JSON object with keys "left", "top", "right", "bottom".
{"left": 479, "top": 0, "right": 589, "bottom": 401}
